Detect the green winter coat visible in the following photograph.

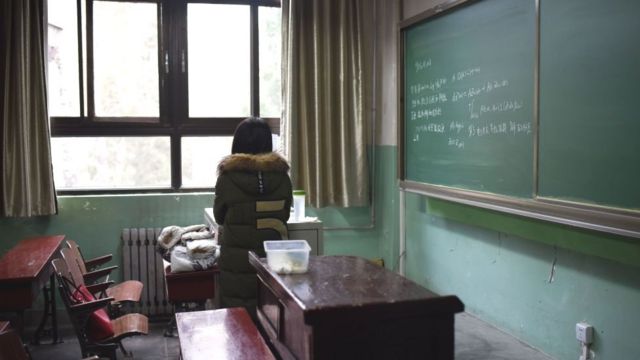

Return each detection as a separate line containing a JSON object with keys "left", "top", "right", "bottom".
{"left": 213, "top": 152, "right": 292, "bottom": 312}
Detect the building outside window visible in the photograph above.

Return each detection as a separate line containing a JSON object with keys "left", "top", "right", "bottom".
{"left": 47, "top": 0, "right": 282, "bottom": 192}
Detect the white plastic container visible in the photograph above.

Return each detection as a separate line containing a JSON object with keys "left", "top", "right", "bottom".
{"left": 292, "top": 190, "right": 306, "bottom": 222}
{"left": 263, "top": 240, "right": 311, "bottom": 274}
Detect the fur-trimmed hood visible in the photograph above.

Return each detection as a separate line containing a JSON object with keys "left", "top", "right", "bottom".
{"left": 217, "top": 152, "right": 289, "bottom": 175}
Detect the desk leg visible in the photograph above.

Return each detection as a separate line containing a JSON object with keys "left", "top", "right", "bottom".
{"left": 50, "top": 274, "right": 59, "bottom": 343}
{"left": 32, "top": 274, "right": 61, "bottom": 344}
{"left": 164, "top": 304, "right": 179, "bottom": 338}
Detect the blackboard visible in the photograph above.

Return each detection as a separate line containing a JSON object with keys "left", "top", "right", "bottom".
{"left": 403, "top": 0, "right": 535, "bottom": 198}
{"left": 538, "top": 0, "right": 640, "bottom": 210}
{"left": 399, "top": 0, "right": 640, "bottom": 238}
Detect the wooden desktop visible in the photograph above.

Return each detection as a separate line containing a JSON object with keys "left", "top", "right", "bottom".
{"left": 249, "top": 253, "right": 464, "bottom": 360}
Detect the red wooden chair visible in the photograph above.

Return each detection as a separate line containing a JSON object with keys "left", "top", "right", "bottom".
{"left": 66, "top": 240, "right": 116, "bottom": 283}
{"left": 60, "top": 248, "right": 143, "bottom": 315}
{"left": 51, "top": 258, "right": 148, "bottom": 359}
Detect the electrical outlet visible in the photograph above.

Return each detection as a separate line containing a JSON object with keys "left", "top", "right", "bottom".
{"left": 576, "top": 322, "right": 594, "bottom": 344}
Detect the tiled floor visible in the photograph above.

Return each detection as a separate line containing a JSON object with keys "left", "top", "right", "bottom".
{"left": 26, "top": 313, "right": 553, "bottom": 360}
{"left": 455, "top": 313, "right": 552, "bottom": 360}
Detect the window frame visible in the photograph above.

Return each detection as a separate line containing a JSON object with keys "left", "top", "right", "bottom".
{"left": 50, "top": 0, "right": 282, "bottom": 194}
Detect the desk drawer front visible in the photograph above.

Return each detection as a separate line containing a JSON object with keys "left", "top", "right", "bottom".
{"left": 257, "top": 276, "right": 311, "bottom": 360}
{"left": 257, "top": 280, "right": 281, "bottom": 339}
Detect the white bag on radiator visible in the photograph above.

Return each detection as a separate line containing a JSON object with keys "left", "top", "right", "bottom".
{"left": 170, "top": 245, "right": 219, "bottom": 273}
{"left": 186, "top": 239, "right": 218, "bottom": 259}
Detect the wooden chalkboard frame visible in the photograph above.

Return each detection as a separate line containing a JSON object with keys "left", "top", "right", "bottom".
{"left": 397, "top": 0, "right": 640, "bottom": 239}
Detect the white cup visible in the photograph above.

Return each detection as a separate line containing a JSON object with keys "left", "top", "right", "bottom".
{"left": 293, "top": 190, "right": 306, "bottom": 222}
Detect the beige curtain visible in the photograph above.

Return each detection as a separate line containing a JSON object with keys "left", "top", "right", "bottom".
{"left": 282, "top": 0, "right": 371, "bottom": 208}
{"left": 0, "top": 0, "right": 57, "bottom": 217}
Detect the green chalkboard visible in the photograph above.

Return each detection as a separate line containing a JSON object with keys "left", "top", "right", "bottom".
{"left": 403, "top": 0, "right": 535, "bottom": 198}
{"left": 539, "top": 0, "right": 640, "bottom": 210}
{"left": 400, "top": 0, "right": 640, "bottom": 238}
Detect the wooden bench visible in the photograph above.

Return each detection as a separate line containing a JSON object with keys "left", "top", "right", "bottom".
{"left": 176, "top": 308, "right": 275, "bottom": 360}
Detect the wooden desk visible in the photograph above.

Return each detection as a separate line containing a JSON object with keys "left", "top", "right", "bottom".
{"left": 162, "top": 264, "right": 218, "bottom": 337}
{"left": 0, "top": 235, "right": 65, "bottom": 343}
{"left": 249, "top": 253, "right": 465, "bottom": 360}
{"left": 164, "top": 265, "right": 217, "bottom": 303}
{"left": 176, "top": 308, "right": 275, "bottom": 360}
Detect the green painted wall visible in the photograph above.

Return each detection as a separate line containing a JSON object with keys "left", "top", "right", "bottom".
{"left": 381, "top": 142, "right": 640, "bottom": 360}
{"left": 0, "top": 193, "right": 216, "bottom": 282}
{"left": 306, "top": 206, "right": 378, "bottom": 259}
{"left": 0, "top": 191, "right": 380, "bottom": 313}
{"left": 405, "top": 194, "right": 640, "bottom": 360}
{"left": 374, "top": 146, "right": 400, "bottom": 270}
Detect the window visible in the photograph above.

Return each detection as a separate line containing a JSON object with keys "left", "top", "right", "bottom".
{"left": 47, "top": 0, "right": 282, "bottom": 192}
{"left": 181, "top": 136, "right": 233, "bottom": 188}
{"left": 188, "top": 4, "right": 250, "bottom": 117}
{"left": 51, "top": 137, "right": 171, "bottom": 189}
{"left": 259, "top": 6, "right": 281, "bottom": 118}
{"left": 93, "top": 1, "right": 159, "bottom": 118}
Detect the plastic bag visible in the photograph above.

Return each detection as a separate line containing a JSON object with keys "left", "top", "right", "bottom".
{"left": 170, "top": 244, "right": 219, "bottom": 273}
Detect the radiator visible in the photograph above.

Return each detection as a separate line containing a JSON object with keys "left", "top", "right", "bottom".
{"left": 121, "top": 228, "right": 171, "bottom": 317}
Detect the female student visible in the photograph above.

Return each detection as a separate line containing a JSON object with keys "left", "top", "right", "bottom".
{"left": 213, "top": 117, "right": 292, "bottom": 314}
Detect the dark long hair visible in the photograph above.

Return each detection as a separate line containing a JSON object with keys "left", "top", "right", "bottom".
{"left": 231, "top": 117, "right": 273, "bottom": 155}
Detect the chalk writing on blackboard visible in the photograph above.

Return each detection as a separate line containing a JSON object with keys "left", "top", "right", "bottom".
{"left": 469, "top": 98, "right": 523, "bottom": 119}
{"left": 410, "top": 78, "right": 448, "bottom": 95}
{"left": 410, "top": 107, "right": 442, "bottom": 121}
{"left": 408, "top": 62, "right": 531, "bottom": 150}
{"left": 410, "top": 93, "right": 447, "bottom": 108}
{"left": 452, "top": 80, "right": 509, "bottom": 102}
{"left": 414, "top": 58, "right": 432, "bottom": 72}
{"left": 451, "top": 67, "right": 481, "bottom": 82}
